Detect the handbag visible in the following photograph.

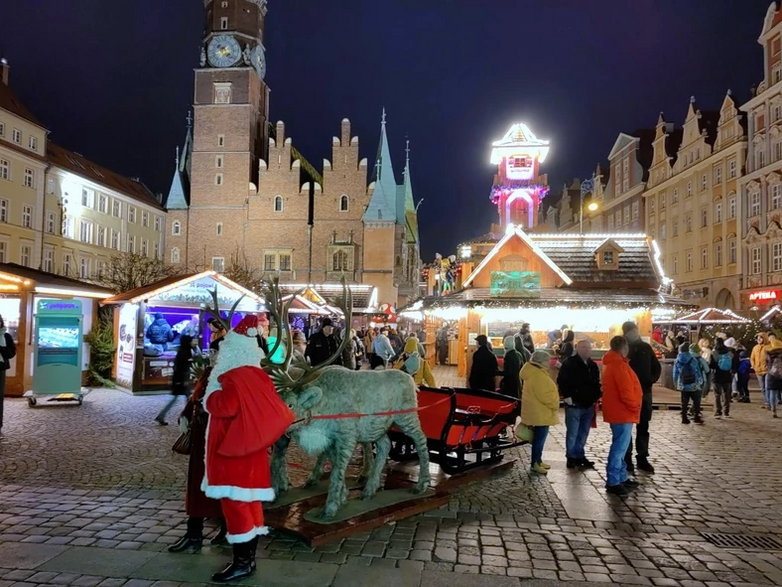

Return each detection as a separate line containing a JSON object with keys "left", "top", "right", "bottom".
{"left": 514, "top": 422, "right": 534, "bottom": 443}
{"left": 172, "top": 430, "right": 192, "bottom": 455}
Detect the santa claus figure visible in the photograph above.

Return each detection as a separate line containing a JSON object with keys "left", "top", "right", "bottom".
{"left": 202, "top": 314, "right": 293, "bottom": 582}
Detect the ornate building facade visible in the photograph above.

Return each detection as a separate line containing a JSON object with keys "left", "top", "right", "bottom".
{"left": 166, "top": 0, "right": 421, "bottom": 307}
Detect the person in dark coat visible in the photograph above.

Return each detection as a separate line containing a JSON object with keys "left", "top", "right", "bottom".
{"left": 558, "top": 329, "right": 575, "bottom": 362}
{"left": 436, "top": 327, "right": 449, "bottom": 365}
{"left": 146, "top": 312, "right": 174, "bottom": 352}
{"left": 305, "top": 318, "right": 343, "bottom": 367}
{"left": 0, "top": 314, "right": 16, "bottom": 431}
{"left": 515, "top": 323, "right": 535, "bottom": 356}
{"left": 710, "top": 337, "right": 738, "bottom": 419}
{"left": 500, "top": 336, "right": 523, "bottom": 398}
{"left": 469, "top": 335, "right": 499, "bottom": 391}
{"left": 557, "top": 339, "right": 602, "bottom": 469}
{"left": 622, "top": 321, "right": 662, "bottom": 474}
{"left": 155, "top": 335, "right": 195, "bottom": 425}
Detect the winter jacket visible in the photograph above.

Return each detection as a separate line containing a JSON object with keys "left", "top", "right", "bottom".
{"left": 372, "top": 334, "right": 395, "bottom": 362}
{"left": 305, "top": 330, "right": 343, "bottom": 367}
{"left": 514, "top": 331, "right": 535, "bottom": 356}
{"left": 558, "top": 330, "right": 575, "bottom": 362}
{"left": 672, "top": 351, "right": 703, "bottom": 392}
{"left": 766, "top": 348, "right": 782, "bottom": 390}
{"left": 500, "top": 348, "right": 523, "bottom": 398}
{"left": 0, "top": 331, "right": 16, "bottom": 370}
{"left": 601, "top": 350, "right": 642, "bottom": 424}
{"left": 557, "top": 355, "right": 601, "bottom": 407}
{"left": 146, "top": 314, "right": 174, "bottom": 346}
{"left": 519, "top": 362, "right": 560, "bottom": 427}
{"left": 737, "top": 358, "right": 752, "bottom": 381}
{"left": 710, "top": 348, "right": 737, "bottom": 384}
{"left": 627, "top": 339, "right": 661, "bottom": 392}
{"left": 469, "top": 345, "right": 499, "bottom": 392}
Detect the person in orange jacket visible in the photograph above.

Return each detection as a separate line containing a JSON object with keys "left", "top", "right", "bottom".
{"left": 601, "top": 335, "right": 643, "bottom": 496}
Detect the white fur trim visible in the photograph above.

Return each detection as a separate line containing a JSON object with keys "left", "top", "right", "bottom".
{"left": 226, "top": 526, "right": 269, "bottom": 544}
{"left": 201, "top": 478, "right": 276, "bottom": 502}
{"left": 203, "top": 331, "right": 265, "bottom": 407}
{"left": 246, "top": 327, "right": 258, "bottom": 337}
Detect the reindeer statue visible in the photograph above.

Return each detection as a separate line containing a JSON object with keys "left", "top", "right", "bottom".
{"left": 261, "top": 280, "right": 431, "bottom": 520}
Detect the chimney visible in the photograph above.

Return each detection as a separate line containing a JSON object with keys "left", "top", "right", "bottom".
{"left": 0, "top": 58, "right": 8, "bottom": 86}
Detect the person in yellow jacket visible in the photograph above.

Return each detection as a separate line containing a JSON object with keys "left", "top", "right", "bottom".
{"left": 751, "top": 333, "right": 770, "bottom": 407}
{"left": 520, "top": 350, "right": 560, "bottom": 475}
{"left": 394, "top": 337, "right": 437, "bottom": 387}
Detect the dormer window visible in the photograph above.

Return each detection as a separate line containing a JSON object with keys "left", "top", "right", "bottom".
{"left": 602, "top": 251, "right": 614, "bottom": 265}
{"left": 594, "top": 238, "right": 624, "bottom": 271}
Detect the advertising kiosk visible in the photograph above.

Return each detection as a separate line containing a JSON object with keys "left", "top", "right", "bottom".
{"left": 25, "top": 298, "right": 85, "bottom": 406}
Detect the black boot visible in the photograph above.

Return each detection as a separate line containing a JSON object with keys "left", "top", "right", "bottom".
{"left": 168, "top": 516, "right": 203, "bottom": 553}
{"left": 211, "top": 540, "right": 255, "bottom": 583}
{"left": 210, "top": 519, "right": 228, "bottom": 546}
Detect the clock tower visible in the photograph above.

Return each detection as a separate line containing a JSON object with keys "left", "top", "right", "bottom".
{"left": 169, "top": 0, "right": 270, "bottom": 269}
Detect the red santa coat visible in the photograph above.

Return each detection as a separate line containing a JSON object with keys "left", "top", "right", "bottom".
{"left": 202, "top": 365, "right": 281, "bottom": 502}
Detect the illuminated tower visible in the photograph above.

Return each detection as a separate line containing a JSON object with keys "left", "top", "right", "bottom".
{"left": 489, "top": 123, "right": 550, "bottom": 229}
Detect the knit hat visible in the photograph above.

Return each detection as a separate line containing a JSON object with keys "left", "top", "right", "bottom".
{"left": 689, "top": 343, "right": 701, "bottom": 355}
{"left": 321, "top": 317, "right": 334, "bottom": 328}
{"left": 233, "top": 314, "right": 259, "bottom": 337}
{"left": 530, "top": 349, "right": 550, "bottom": 366}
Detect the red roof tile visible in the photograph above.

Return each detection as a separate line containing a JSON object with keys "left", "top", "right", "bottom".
{"left": 0, "top": 82, "right": 44, "bottom": 127}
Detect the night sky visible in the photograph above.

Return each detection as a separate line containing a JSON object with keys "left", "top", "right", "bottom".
{"left": 0, "top": 1, "right": 770, "bottom": 260}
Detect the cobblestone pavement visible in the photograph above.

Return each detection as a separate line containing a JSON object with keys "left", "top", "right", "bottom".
{"left": 0, "top": 382, "right": 781, "bottom": 586}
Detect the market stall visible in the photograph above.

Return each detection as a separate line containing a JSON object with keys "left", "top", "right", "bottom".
{"left": 401, "top": 229, "right": 691, "bottom": 378}
{"left": 0, "top": 263, "right": 113, "bottom": 397}
{"left": 102, "top": 271, "right": 264, "bottom": 393}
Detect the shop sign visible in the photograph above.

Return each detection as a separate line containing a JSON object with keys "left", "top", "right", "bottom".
{"left": 490, "top": 271, "right": 541, "bottom": 298}
{"left": 748, "top": 289, "right": 780, "bottom": 302}
{"left": 115, "top": 303, "right": 137, "bottom": 388}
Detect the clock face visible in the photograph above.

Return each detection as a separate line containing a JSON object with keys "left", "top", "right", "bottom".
{"left": 251, "top": 44, "right": 266, "bottom": 79}
{"left": 207, "top": 35, "right": 241, "bottom": 68}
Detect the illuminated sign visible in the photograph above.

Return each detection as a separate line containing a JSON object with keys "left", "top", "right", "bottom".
{"left": 748, "top": 289, "right": 780, "bottom": 302}
{"left": 505, "top": 155, "right": 535, "bottom": 180}
{"left": 490, "top": 271, "right": 541, "bottom": 298}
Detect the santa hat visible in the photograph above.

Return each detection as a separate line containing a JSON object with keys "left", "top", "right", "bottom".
{"left": 234, "top": 314, "right": 260, "bottom": 338}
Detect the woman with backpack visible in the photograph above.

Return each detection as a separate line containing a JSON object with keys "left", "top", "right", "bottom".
{"left": 710, "top": 337, "right": 738, "bottom": 419}
{"left": 395, "top": 336, "right": 436, "bottom": 387}
{"left": 673, "top": 343, "right": 704, "bottom": 424}
{"left": 766, "top": 346, "right": 782, "bottom": 418}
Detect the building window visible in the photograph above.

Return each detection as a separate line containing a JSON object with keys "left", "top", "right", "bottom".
{"left": 751, "top": 246, "right": 762, "bottom": 274}
{"left": 622, "top": 157, "right": 630, "bottom": 193}
{"left": 141, "top": 239, "right": 148, "bottom": 257}
{"left": 263, "top": 253, "right": 276, "bottom": 271}
{"left": 220, "top": 16, "right": 229, "bottom": 30}
{"left": 622, "top": 205, "right": 630, "bottom": 226}
{"left": 333, "top": 250, "right": 350, "bottom": 272}
{"left": 775, "top": 103, "right": 782, "bottom": 122}
{"left": 686, "top": 181, "right": 692, "bottom": 196}
{"left": 775, "top": 142, "right": 782, "bottom": 163}
{"left": 659, "top": 193, "right": 666, "bottom": 210}
{"left": 216, "top": 155, "right": 223, "bottom": 169}
{"left": 649, "top": 198, "right": 655, "bottom": 214}
{"left": 142, "top": 211, "right": 149, "bottom": 227}
{"left": 221, "top": 1, "right": 229, "bottom": 6}
{"left": 0, "top": 199, "right": 7, "bottom": 223}
{"left": 63, "top": 254, "right": 72, "bottom": 275}
{"left": 774, "top": 242, "right": 782, "bottom": 273}
{"left": 171, "top": 247, "right": 180, "bottom": 263}
{"left": 602, "top": 251, "right": 615, "bottom": 265}
{"left": 279, "top": 253, "right": 291, "bottom": 271}
{"left": 112, "top": 200, "right": 121, "bottom": 217}
{"left": 98, "top": 194, "right": 108, "bottom": 213}
{"left": 28, "top": 136, "right": 37, "bottom": 151}
{"left": 22, "top": 205, "right": 32, "bottom": 229}
{"left": 728, "top": 196, "right": 737, "bottom": 219}
{"left": 274, "top": 195, "right": 283, "bottom": 212}
{"left": 20, "top": 244, "right": 31, "bottom": 267}
{"left": 81, "top": 188, "right": 92, "bottom": 207}
{"left": 772, "top": 184, "right": 782, "bottom": 210}
{"left": 685, "top": 215, "right": 692, "bottom": 232}
{"left": 111, "top": 230, "right": 120, "bottom": 250}
{"left": 45, "top": 211, "right": 55, "bottom": 234}
{"left": 43, "top": 249, "right": 54, "bottom": 273}
{"left": 715, "top": 243, "right": 723, "bottom": 267}
{"left": 750, "top": 192, "right": 761, "bottom": 217}
{"left": 216, "top": 222, "right": 223, "bottom": 236}
{"left": 614, "top": 210, "right": 621, "bottom": 227}
{"left": 79, "top": 257, "right": 90, "bottom": 279}
{"left": 128, "top": 206, "right": 137, "bottom": 223}
{"left": 218, "top": 134, "right": 225, "bottom": 147}
{"left": 728, "top": 158, "right": 737, "bottom": 179}
{"left": 686, "top": 251, "right": 693, "bottom": 272}
{"left": 672, "top": 220, "right": 678, "bottom": 237}
{"left": 701, "top": 247, "right": 708, "bottom": 270}
{"left": 0, "top": 159, "right": 8, "bottom": 180}
{"left": 153, "top": 243, "right": 160, "bottom": 259}
{"left": 12, "top": 128, "right": 21, "bottom": 144}
{"left": 700, "top": 209, "right": 708, "bottom": 228}
{"left": 0, "top": 241, "right": 7, "bottom": 263}
{"left": 97, "top": 226, "right": 106, "bottom": 247}
{"left": 714, "top": 165, "right": 722, "bottom": 184}
{"left": 215, "top": 174, "right": 223, "bottom": 185}
{"left": 79, "top": 219, "right": 92, "bottom": 243}
{"left": 631, "top": 201, "right": 639, "bottom": 221}
{"left": 0, "top": 122, "right": 4, "bottom": 136}
{"left": 660, "top": 221, "right": 667, "bottom": 240}
{"left": 701, "top": 174, "right": 707, "bottom": 191}
{"left": 672, "top": 255, "right": 678, "bottom": 275}
{"left": 154, "top": 216, "right": 162, "bottom": 232}
{"left": 127, "top": 235, "right": 135, "bottom": 254}
{"left": 23, "top": 168, "right": 34, "bottom": 188}
{"left": 172, "top": 220, "right": 181, "bottom": 236}
{"left": 339, "top": 194, "right": 349, "bottom": 212}
{"left": 715, "top": 201, "right": 723, "bottom": 223}
{"left": 213, "top": 83, "right": 232, "bottom": 104}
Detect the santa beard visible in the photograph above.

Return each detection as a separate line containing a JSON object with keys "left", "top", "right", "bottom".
{"left": 205, "top": 331, "right": 265, "bottom": 401}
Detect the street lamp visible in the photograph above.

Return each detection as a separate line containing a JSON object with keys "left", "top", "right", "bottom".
{"left": 579, "top": 178, "right": 595, "bottom": 234}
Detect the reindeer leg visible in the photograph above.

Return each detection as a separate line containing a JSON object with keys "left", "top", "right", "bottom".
{"left": 396, "top": 415, "right": 431, "bottom": 494}
{"left": 321, "top": 436, "right": 355, "bottom": 520}
{"left": 362, "top": 435, "right": 390, "bottom": 499}
{"left": 271, "top": 435, "right": 291, "bottom": 496}
{"left": 359, "top": 442, "right": 375, "bottom": 483}
{"left": 306, "top": 448, "right": 331, "bottom": 487}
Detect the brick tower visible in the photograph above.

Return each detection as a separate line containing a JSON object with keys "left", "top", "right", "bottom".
{"left": 166, "top": 0, "right": 270, "bottom": 270}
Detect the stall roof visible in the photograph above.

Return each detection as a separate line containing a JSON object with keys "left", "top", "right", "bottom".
{"left": 661, "top": 307, "right": 751, "bottom": 325}
{"left": 102, "top": 271, "right": 264, "bottom": 307}
{"left": 279, "top": 283, "right": 377, "bottom": 313}
{"left": 0, "top": 263, "right": 113, "bottom": 299}
{"left": 281, "top": 293, "right": 332, "bottom": 315}
{"left": 761, "top": 306, "right": 781, "bottom": 323}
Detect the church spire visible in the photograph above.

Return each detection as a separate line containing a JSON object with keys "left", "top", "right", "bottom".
{"left": 364, "top": 108, "right": 397, "bottom": 222}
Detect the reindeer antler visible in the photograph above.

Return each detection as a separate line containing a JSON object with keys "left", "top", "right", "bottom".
{"left": 204, "top": 288, "right": 244, "bottom": 333}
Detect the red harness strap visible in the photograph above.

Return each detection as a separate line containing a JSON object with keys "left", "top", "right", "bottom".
{"left": 290, "top": 394, "right": 452, "bottom": 426}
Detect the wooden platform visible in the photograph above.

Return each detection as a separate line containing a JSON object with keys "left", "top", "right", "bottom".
{"left": 266, "top": 458, "right": 514, "bottom": 546}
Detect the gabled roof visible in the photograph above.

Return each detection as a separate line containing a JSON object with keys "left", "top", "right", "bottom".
{"left": 363, "top": 110, "right": 397, "bottom": 222}
{"left": 102, "top": 271, "right": 263, "bottom": 306}
{"left": 668, "top": 307, "right": 750, "bottom": 324}
{"left": 0, "top": 81, "right": 44, "bottom": 127}
{"left": 279, "top": 283, "right": 378, "bottom": 313}
{"left": 0, "top": 263, "right": 113, "bottom": 298}
{"left": 48, "top": 142, "right": 164, "bottom": 211}
{"left": 462, "top": 226, "right": 573, "bottom": 287}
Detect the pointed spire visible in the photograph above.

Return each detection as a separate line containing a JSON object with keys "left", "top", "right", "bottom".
{"left": 364, "top": 108, "right": 397, "bottom": 223}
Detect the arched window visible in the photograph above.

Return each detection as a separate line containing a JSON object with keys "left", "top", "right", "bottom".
{"left": 339, "top": 194, "right": 349, "bottom": 212}
{"left": 274, "top": 195, "right": 284, "bottom": 212}
{"left": 172, "top": 220, "right": 181, "bottom": 236}
{"left": 333, "top": 250, "right": 349, "bottom": 272}
{"left": 171, "top": 247, "right": 180, "bottom": 263}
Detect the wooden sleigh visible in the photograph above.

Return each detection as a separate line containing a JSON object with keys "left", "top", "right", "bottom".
{"left": 389, "top": 386, "right": 525, "bottom": 475}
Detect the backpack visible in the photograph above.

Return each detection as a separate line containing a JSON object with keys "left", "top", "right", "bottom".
{"left": 717, "top": 351, "right": 732, "bottom": 372}
{"left": 769, "top": 354, "right": 782, "bottom": 379}
{"left": 678, "top": 358, "right": 698, "bottom": 387}
{"left": 403, "top": 352, "right": 421, "bottom": 376}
